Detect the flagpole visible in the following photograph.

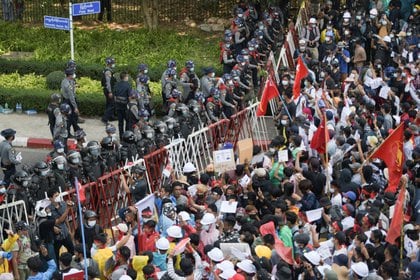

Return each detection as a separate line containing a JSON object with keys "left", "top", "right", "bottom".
{"left": 323, "top": 112, "right": 330, "bottom": 195}
{"left": 74, "top": 177, "right": 88, "bottom": 279}
{"left": 399, "top": 180, "right": 407, "bottom": 270}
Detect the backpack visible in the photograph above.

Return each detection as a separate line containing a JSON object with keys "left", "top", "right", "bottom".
{"left": 28, "top": 218, "right": 47, "bottom": 252}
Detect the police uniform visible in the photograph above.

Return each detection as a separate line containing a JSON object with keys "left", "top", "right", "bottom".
{"left": 53, "top": 110, "right": 68, "bottom": 146}
{"left": 113, "top": 79, "right": 131, "bottom": 139}
{"left": 0, "top": 129, "right": 20, "bottom": 186}
{"left": 46, "top": 102, "right": 60, "bottom": 137}
{"left": 61, "top": 76, "right": 80, "bottom": 135}
{"left": 101, "top": 67, "right": 117, "bottom": 123}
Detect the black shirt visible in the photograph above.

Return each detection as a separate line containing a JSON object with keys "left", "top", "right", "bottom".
{"left": 39, "top": 218, "right": 56, "bottom": 243}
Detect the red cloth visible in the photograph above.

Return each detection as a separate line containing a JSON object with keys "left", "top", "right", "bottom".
{"left": 310, "top": 117, "right": 329, "bottom": 154}
{"left": 259, "top": 221, "right": 294, "bottom": 265}
{"left": 256, "top": 76, "right": 279, "bottom": 116}
{"left": 293, "top": 56, "right": 309, "bottom": 100}
{"left": 77, "top": 182, "right": 86, "bottom": 203}
{"left": 138, "top": 231, "right": 159, "bottom": 252}
{"left": 370, "top": 123, "right": 404, "bottom": 192}
{"left": 385, "top": 185, "right": 406, "bottom": 244}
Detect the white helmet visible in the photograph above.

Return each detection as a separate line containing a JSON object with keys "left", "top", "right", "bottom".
{"left": 156, "top": 237, "right": 170, "bottom": 250}
{"left": 178, "top": 211, "right": 191, "bottom": 221}
{"left": 383, "top": 36, "right": 391, "bottom": 43}
{"left": 200, "top": 213, "right": 216, "bottom": 225}
{"left": 370, "top": 8, "right": 378, "bottom": 16}
{"left": 343, "top": 12, "right": 351, "bottom": 19}
{"left": 207, "top": 247, "right": 224, "bottom": 262}
{"left": 183, "top": 162, "right": 196, "bottom": 173}
{"left": 309, "top": 17, "right": 317, "bottom": 24}
{"left": 166, "top": 225, "right": 183, "bottom": 238}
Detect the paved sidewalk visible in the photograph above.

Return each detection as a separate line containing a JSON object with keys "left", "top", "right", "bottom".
{"left": 0, "top": 113, "right": 113, "bottom": 148}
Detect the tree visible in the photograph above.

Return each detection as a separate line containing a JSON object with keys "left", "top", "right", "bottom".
{"left": 141, "top": 0, "right": 159, "bottom": 30}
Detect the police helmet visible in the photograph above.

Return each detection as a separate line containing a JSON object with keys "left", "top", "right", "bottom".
{"left": 139, "top": 108, "right": 150, "bottom": 118}
{"left": 167, "top": 59, "right": 176, "bottom": 68}
{"left": 101, "top": 136, "right": 114, "bottom": 150}
{"left": 67, "top": 150, "right": 81, "bottom": 164}
{"left": 162, "top": 116, "right": 176, "bottom": 130}
{"left": 138, "top": 63, "right": 148, "bottom": 72}
{"left": 234, "top": 17, "right": 244, "bottom": 27}
{"left": 129, "top": 89, "right": 139, "bottom": 99}
{"left": 224, "top": 29, "right": 233, "bottom": 38}
{"left": 87, "top": 141, "right": 101, "bottom": 156}
{"left": 52, "top": 155, "right": 67, "bottom": 171}
{"left": 176, "top": 103, "right": 189, "bottom": 112}
{"left": 167, "top": 68, "right": 177, "bottom": 77}
{"left": 59, "top": 103, "right": 71, "bottom": 114}
{"left": 33, "top": 161, "right": 49, "bottom": 175}
{"left": 194, "top": 91, "right": 205, "bottom": 103}
{"left": 84, "top": 210, "right": 97, "bottom": 219}
{"left": 13, "top": 170, "right": 30, "bottom": 185}
{"left": 105, "top": 125, "right": 116, "bottom": 134}
{"left": 210, "top": 87, "right": 221, "bottom": 98}
{"left": 53, "top": 140, "right": 65, "bottom": 151}
{"left": 66, "top": 59, "right": 76, "bottom": 69}
{"left": 65, "top": 68, "right": 75, "bottom": 76}
{"left": 236, "top": 54, "right": 246, "bottom": 63}
{"left": 75, "top": 129, "right": 86, "bottom": 140}
{"left": 105, "top": 57, "right": 115, "bottom": 65}
{"left": 50, "top": 93, "right": 61, "bottom": 103}
{"left": 15, "top": 221, "right": 29, "bottom": 232}
{"left": 154, "top": 121, "right": 168, "bottom": 134}
{"left": 331, "top": 58, "right": 339, "bottom": 67}
{"left": 235, "top": 7, "right": 244, "bottom": 16}
{"left": 222, "top": 73, "right": 233, "bottom": 82}
{"left": 142, "top": 125, "right": 155, "bottom": 139}
{"left": 255, "top": 30, "right": 264, "bottom": 38}
{"left": 185, "top": 60, "right": 195, "bottom": 69}
{"left": 122, "top": 131, "right": 135, "bottom": 143}
{"left": 171, "top": 89, "right": 181, "bottom": 98}
{"left": 188, "top": 100, "right": 201, "bottom": 113}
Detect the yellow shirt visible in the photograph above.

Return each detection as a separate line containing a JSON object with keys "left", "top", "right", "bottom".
{"left": 92, "top": 247, "right": 114, "bottom": 280}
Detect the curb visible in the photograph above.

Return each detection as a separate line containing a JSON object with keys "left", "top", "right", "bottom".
{"left": 0, "top": 136, "right": 77, "bottom": 149}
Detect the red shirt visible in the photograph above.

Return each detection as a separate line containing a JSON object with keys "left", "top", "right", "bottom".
{"left": 138, "top": 231, "right": 159, "bottom": 252}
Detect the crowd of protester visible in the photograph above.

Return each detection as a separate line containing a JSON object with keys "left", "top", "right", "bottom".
{"left": 0, "top": 0, "right": 420, "bottom": 279}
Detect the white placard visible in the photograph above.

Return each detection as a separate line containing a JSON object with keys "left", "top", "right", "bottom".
{"left": 238, "top": 174, "right": 251, "bottom": 188}
{"left": 278, "top": 150, "right": 289, "bottom": 162}
{"left": 379, "top": 85, "right": 390, "bottom": 99}
{"left": 389, "top": 205, "right": 395, "bottom": 219}
{"left": 213, "top": 149, "right": 236, "bottom": 173}
{"left": 305, "top": 207, "right": 323, "bottom": 222}
{"left": 134, "top": 193, "right": 156, "bottom": 215}
{"left": 220, "top": 201, "right": 238, "bottom": 213}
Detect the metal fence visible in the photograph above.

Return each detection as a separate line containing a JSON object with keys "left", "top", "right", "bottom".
{"left": 1, "top": 0, "right": 239, "bottom": 24}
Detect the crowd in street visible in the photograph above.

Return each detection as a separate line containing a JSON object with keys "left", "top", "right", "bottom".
{"left": 0, "top": 0, "right": 420, "bottom": 279}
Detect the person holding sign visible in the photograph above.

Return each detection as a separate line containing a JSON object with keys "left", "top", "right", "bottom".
{"left": 167, "top": 242, "right": 203, "bottom": 280}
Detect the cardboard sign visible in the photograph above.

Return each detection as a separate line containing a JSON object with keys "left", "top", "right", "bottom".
{"left": 220, "top": 201, "right": 238, "bottom": 213}
{"left": 213, "top": 149, "right": 236, "bottom": 173}
{"left": 305, "top": 208, "right": 323, "bottom": 222}
{"left": 134, "top": 194, "right": 156, "bottom": 216}
{"left": 278, "top": 150, "right": 289, "bottom": 162}
{"left": 237, "top": 138, "right": 254, "bottom": 164}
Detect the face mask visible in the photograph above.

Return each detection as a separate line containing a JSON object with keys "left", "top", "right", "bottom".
{"left": 211, "top": 72, "right": 215, "bottom": 78}
{"left": 173, "top": 74, "right": 177, "bottom": 80}
{"left": 381, "top": 20, "right": 387, "bottom": 25}
{"left": 92, "top": 244, "right": 98, "bottom": 250}
{"left": 325, "top": 37, "right": 331, "bottom": 42}
{"left": 407, "top": 32, "right": 412, "bottom": 37}
{"left": 88, "top": 220, "right": 96, "bottom": 227}
{"left": 370, "top": 15, "right": 376, "bottom": 19}
{"left": 57, "top": 163, "right": 64, "bottom": 170}
{"left": 393, "top": 73, "right": 398, "bottom": 78}
{"left": 390, "top": 34, "right": 394, "bottom": 39}
{"left": 160, "top": 127, "right": 166, "bottom": 133}
{"left": 282, "top": 80, "right": 289, "bottom": 86}
{"left": 269, "top": 147, "right": 276, "bottom": 153}
{"left": 57, "top": 148, "right": 64, "bottom": 154}
{"left": 71, "top": 158, "right": 80, "bottom": 164}
{"left": 55, "top": 197, "right": 61, "bottom": 203}
{"left": 299, "top": 47, "right": 306, "bottom": 52}
{"left": 225, "top": 44, "right": 231, "bottom": 48}
{"left": 238, "top": 14, "right": 243, "bottom": 18}
{"left": 259, "top": 25, "right": 264, "bottom": 30}
{"left": 111, "top": 64, "right": 116, "bottom": 68}
{"left": 356, "top": 15, "right": 361, "bottom": 20}
{"left": 0, "top": 187, "right": 6, "bottom": 194}
{"left": 47, "top": 212, "right": 52, "bottom": 217}
{"left": 202, "top": 224, "right": 210, "bottom": 231}
{"left": 72, "top": 74, "right": 76, "bottom": 79}
{"left": 281, "top": 120, "right": 288, "bottom": 126}
{"left": 147, "top": 133, "right": 153, "bottom": 139}
{"left": 189, "top": 67, "right": 195, "bottom": 72}
{"left": 304, "top": 81, "right": 310, "bottom": 87}
{"left": 144, "top": 69, "right": 148, "bottom": 74}
{"left": 168, "top": 124, "right": 174, "bottom": 129}
{"left": 342, "top": 197, "right": 348, "bottom": 203}
{"left": 327, "top": 26, "right": 332, "bottom": 31}
{"left": 402, "top": 73, "right": 407, "bottom": 78}
{"left": 40, "top": 170, "right": 49, "bottom": 176}
{"left": 344, "top": 30, "right": 350, "bottom": 35}
{"left": 329, "top": 188, "right": 335, "bottom": 193}
{"left": 311, "top": 24, "right": 317, "bottom": 27}
{"left": 344, "top": 18, "right": 349, "bottom": 23}
{"left": 22, "top": 181, "right": 29, "bottom": 187}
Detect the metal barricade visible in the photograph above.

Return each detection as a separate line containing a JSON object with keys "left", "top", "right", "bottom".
{"left": 144, "top": 147, "right": 168, "bottom": 192}
{"left": 229, "top": 108, "right": 253, "bottom": 149}
{"left": 184, "top": 127, "right": 213, "bottom": 174}
{"left": 247, "top": 102, "right": 271, "bottom": 151}
{"left": 208, "top": 119, "right": 232, "bottom": 151}
{"left": 164, "top": 138, "right": 189, "bottom": 178}
{"left": 0, "top": 200, "right": 28, "bottom": 243}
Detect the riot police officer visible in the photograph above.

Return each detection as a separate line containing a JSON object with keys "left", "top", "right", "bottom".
{"left": 0, "top": 129, "right": 21, "bottom": 186}
{"left": 101, "top": 57, "right": 117, "bottom": 124}
{"left": 46, "top": 93, "right": 61, "bottom": 138}
{"left": 50, "top": 154, "right": 69, "bottom": 191}
{"left": 206, "top": 87, "right": 224, "bottom": 123}
{"left": 153, "top": 121, "right": 169, "bottom": 148}
{"left": 162, "top": 116, "right": 177, "bottom": 139}
{"left": 113, "top": 71, "right": 131, "bottom": 139}
{"left": 180, "top": 60, "right": 200, "bottom": 102}
{"left": 9, "top": 170, "right": 32, "bottom": 213}
{"left": 120, "top": 131, "right": 138, "bottom": 163}
{"left": 126, "top": 89, "right": 140, "bottom": 132}
{"left": 101, "top": 136, "right": 120, "bottom": 171}
{"left": 67, "top": 150, "right": 84, "bottom": 184}
{"left": 61, "top": 68, "right": 81, "bottom": 137}
{"left": 137, "top": 74, "right": 152, "bottom": 117}
{"left": 175, "top": 103, "right": 193, "bottom": 139}
{"left": 83, "top": 141, "right": 105, "bottom": 182}
{"left": 138, "top": 125, "right": 155, "bottom": 156}
{"left": 30, "top": 161, "right": 56, "bottom": 201}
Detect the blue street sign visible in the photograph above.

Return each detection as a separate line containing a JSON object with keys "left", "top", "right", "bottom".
{"left": 72, "top": 1, "right": 101, "bottom": 16}
{"left": 44, "top": 16, "right": 70, "bottom": 31}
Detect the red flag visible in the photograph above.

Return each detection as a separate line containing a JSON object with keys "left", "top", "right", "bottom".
{"left": 310, "top": 117, "right": 329, "bottom": 154}
{"left": 259, "top": 221, "right": 294, "bottom": 264}
{"left": 369, "top": 123, "right": 404, "bottom": 192}
{"left": 293, "top": 56, "right": 309, "bottom": 100}
{"left": 78, "top": 182, "right": 86, "bottom": 203}
{"left": 256, "top": 76, "right": 279, "bottom": 116}
{"left": 385, "top": 185, "right": 405, "bottom": 244}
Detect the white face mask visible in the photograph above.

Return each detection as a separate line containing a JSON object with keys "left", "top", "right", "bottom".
{"left": 147, "top": 133, "right": 153, "bottom": 139}
{"left": 282, "top": 80, "right": 289, "bottom": 86}
{"left": 57, "top": 148, "right": 64, "bottom": 154}
{"left": 55, "top": 197, "right": 61, "bottom": 203}
{"left": 57, "top": 163, "right": 64, "bottom": 170}
{"left": 356, "top": 16, "right": 361, "bottom": 20}
{"left": 111, "top": 64, "right": 116, "bottom": 68}
{"left": 281, "top": 120, "right": 288, "bottom": 126}
{"left": 72, "top": 74, "right": 76, "bottom": 79}
{"left": 344, "top": 30, "right": 350, "bottom": 35}
{"left": 370, "top": 14, "right": 376, "bottom": 19}
{"left": 381, "top": 20, "right": 387, "bottom": 25}
{"left": 87, "top": 220, "right": 96, "bottom": 227}
{"left": 299, "top": 47, "right": 306, "bottom": 52}
{"left": 407, "top": 32, "right": 412, "bottom": 37}
{"left": 344, "top": 18, "right": 350, "bottom": 23}
{"left": 47, "top": 212, "right": 52, "bottom": 217}
{"left": 40, "top": 170, "right": 49, "bottom": 176}
{"left": 269, "top": 147, "right": 276, "bottom": 153}
{"left": 329, "top": 188, "right": 335, "bottom": 193}
{"left": 0, "top": 187, "right": 6, "bottom": 194}
{"left": 22, "top": 181, "right": 29, "bottom": 187}
{"left": 144, "top": 69, "right": 148, "bottom": 74}
{"left": 211, "top": 72, "right": 215, "bottom": 78}
{"left": 342, "top": 197, "right": 348, "bottom": 204}
{"left": 202, "top": 224, "right": 210, "bottom": 231}
{"left": 168, "top": 124, "right": 174, "bottom": 129}
{"left": 325, "top": 37, "right": 331, "bottom": 42}
{"left": 189, "top": 67, "right": 195, "bottom": 72}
